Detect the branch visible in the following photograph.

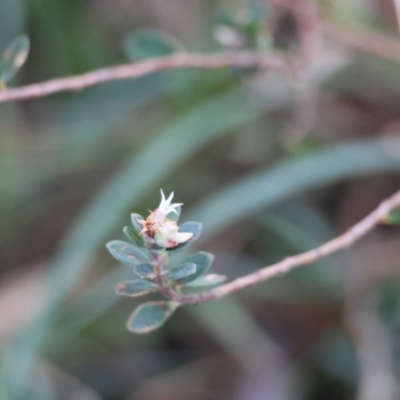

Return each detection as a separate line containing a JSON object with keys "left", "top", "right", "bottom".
{"left": 394, "top": 0, "right": 400, "bottom": 37}
{"left": 169, "top": 188, "right": 400, "bottom": 305}
{"left": 0, "top": 51, "right": 289, "bottom": 104}
{"left": 324, "top": 22, "right": 400, "bottom": 63}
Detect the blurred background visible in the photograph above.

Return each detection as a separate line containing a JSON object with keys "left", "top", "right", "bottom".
{"left": 1, "top": 0, "right": 400, "bottom": 399}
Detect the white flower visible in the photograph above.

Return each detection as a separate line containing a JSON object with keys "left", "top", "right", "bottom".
{"left": 138, "top": 190, "right": 193, "bottom": 248}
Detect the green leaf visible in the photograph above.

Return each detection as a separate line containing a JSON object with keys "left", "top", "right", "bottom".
{"left": 123, "top": 226, "right": 144, "bottom": 247}
{"left": 134, "top": 263, "right": 156, "bottom": 279}
{"left": 164, "top": 262, "right": 196, "bottom": 280}
{"left": 180, "top": 251, "right": 214, "bottom": 284}
{"left": 131, "top": 213, "right": 144, "bottom": 233}
{"left": 124, "top": 28, "right": 184, "bottom": 61}
{"left": 106, "top": 240, "right": 149, "bottom": 267}
{"left": 167, "top": 205, "right": 181, "bottom": 222}
{"left": 127, "top": 301, "right": 180, "bottom": 333}
{"left": 184, "top": 274, "right": 227, "bottom": 287}
{"left": 116, "top": 280, "right": 157, "bottom": 297}
{"left": 167, "top": 221, "right": 202, "bottom": 254}
{"left": 0, "top": 34, "right": 30, "bottom": 83}
{"left": 383, "top": 209, "right": 400, "bottom": 225}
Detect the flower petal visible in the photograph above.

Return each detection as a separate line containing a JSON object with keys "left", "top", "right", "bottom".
{"left": 155, "top": 238, "right": 178, "bottom": 248}
{"left": 173, "top": 231, "right": 193, "bottom": 243}
{"left": 160, "top": 189, "right": 166, "bottom": 207}
{"left": 166, "top": 191, "right": 174, "bottom": 204}
{"left": 165, "top": 202, "right": 183, "bottom": 215}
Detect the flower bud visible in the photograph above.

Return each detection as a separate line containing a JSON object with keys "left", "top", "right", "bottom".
{"left": 138, "top": 190, "right": 193, "bottom": 248}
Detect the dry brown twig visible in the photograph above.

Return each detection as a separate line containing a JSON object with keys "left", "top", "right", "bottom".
{"left": 0, "top": 51, "right": 289, "bottom": 103}
{"left": 154, "top": 189, "right": 400, "bottom": 305}
{"left": 324, "top": 22, "right": 400, "bottom": 63}
{"left": 394, "top": 0, "right": 400, "bottom": 37}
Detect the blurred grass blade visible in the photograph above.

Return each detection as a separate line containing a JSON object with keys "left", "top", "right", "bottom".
{"left": 189, "top": 137, "right": 400, "bottom": 239}
{"left": 0, "top": 34, "right": 29, "bottom": 83}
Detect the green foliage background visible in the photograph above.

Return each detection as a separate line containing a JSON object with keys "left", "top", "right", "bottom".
{"left": 1, "top": 0, "right": 400, "bottom": 399}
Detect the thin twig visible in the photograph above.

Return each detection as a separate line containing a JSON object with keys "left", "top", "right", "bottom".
{"left": 324, "top": 22, "right": 400, "bottom": 63}
{"left": 394, "top": 0, "right": 400, "bottom": 37}
{"left": 165, "top": 189, "right": 400, "bottom": 305}
{"left": 0, "top": 51, "right": 289, "bottom": 103}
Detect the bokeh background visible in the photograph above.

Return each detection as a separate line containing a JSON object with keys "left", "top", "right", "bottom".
{"left": 1, "top": 0, "right": 400, "bottom": 399}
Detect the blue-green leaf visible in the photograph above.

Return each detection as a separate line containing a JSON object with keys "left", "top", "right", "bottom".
{"left": 180, "top": 251, "right": 214, "bottom": 284}
{"left": 134, "top": 263, "right": 156, "bottom": 279}
{"left": 123, "top": 225, "right": 144, "bottom": 247}
{"left": 124, "top": 28, "right": 184, "bottom": 61}
{"left": 0, "top": 34, "right": 30, "bottom": 83}
{"left": 131, "top": 213, "right": 144, "bottom": 233}
{"left": 106, "top": 240, "right": 149, "bottom": 267}
{"left": 164, "top": 262, "right": 196, "bottom": 280}
{"left": 127, "top": 301, "right": 180, "bottom": 333}
{"left": 188, "top": 138, "right": 400, "bottom": 240}
{"left": 184, "top": 274, "right": 227, "bottom": 287}
{"left": 167, "top": 221, "right": 202, "bottom": 254}
{"left": 116, "top": 280, "right": 157, "bottom": 297}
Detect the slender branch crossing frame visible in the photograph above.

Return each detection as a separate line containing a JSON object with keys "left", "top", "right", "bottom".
{"left": 1, "top": 22, "right": 400, "bottom": 103}
{"left": 153, "top": 189, "right": 400, "bottom": 305}
{"left": 0, "top": 51, "right": 289, "bottom": 103}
